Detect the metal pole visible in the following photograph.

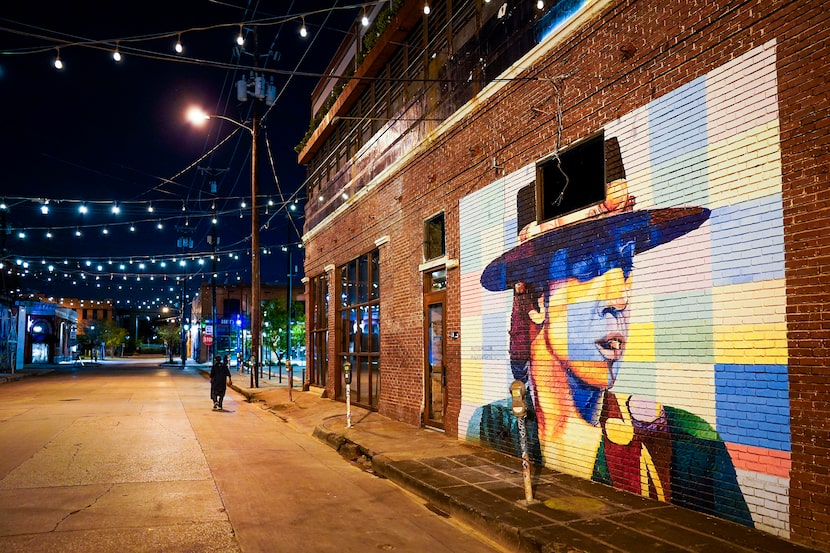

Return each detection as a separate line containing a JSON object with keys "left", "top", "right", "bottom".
{"left": 287, "top": 247, "right": 293, "bottom": 394}
{"left": 180, "top": 276, "right": 186, "bottom": 366}
{"left": 211, "top": 218, "right": 218, "bottom": 361}
{"left": 346, "top": 382, "right": 352, "bottom": 428}
{"left": 517, "top": 416, "right": 534, "bottom": 503}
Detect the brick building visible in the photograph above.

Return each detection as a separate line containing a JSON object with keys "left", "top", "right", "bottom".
{"left": 298, "top": 0, "right": 830, "bottom": 548}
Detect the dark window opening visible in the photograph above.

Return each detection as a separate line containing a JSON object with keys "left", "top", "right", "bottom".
{"left": 538, "top": 132, "right": 609, "bottom": 222}
{"left": 424, "top": 213, "right": 446, "bottom": 261}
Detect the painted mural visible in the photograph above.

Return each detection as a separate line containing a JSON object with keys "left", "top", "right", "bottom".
{"left": 459, "top": 41, "right": 790, "bottom": 536}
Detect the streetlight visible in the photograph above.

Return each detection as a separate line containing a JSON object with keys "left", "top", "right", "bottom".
{"left": 187, "top": 106, "right": 261, "bottom": 388}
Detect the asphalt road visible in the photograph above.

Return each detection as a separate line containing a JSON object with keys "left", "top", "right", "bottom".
{"left": 0, "top": 360, "right": 501, "bottom": 553}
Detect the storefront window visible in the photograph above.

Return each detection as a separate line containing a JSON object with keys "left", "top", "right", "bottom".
{"left": 338, "top": 250, "right": 380, "bottom": 409}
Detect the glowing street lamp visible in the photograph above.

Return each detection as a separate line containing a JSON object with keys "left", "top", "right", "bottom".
{"left": 187, "top": 106, "right": 262, "bottom": 388}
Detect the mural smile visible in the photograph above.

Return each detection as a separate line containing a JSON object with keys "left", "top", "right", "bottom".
{"left": 596, "top": 334, "right": 625, "bottom": 360}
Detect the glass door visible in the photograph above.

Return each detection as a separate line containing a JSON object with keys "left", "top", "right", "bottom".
{"left": 424, "top": 269, "right": 446, "bottom": 429}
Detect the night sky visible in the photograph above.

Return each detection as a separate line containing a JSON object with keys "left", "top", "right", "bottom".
{"left": 0, "top": 1, "right": 359, "bottom": 310}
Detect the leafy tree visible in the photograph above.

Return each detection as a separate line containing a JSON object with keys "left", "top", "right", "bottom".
{"left": 262, "top": 298, "right": 305, "bottom": 366}
{"left": 99, "top": 320, "right": 128, "bottom": 357}
{"left": 77, "top": 320, "right": 102, "bottom": 357}
{"left": 156, "top": 323, "right": 181, "bottom": 363}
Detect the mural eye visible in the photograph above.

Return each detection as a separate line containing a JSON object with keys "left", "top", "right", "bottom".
{"left": 571, "top": 258, "right": 598, "bottom": 281}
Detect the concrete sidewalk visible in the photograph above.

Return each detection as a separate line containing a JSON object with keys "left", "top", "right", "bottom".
{"left": 217, "top": 369, "right": 820, "bottom": 553}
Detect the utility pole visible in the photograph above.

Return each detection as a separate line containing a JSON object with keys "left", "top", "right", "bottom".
{"left": 198, "top": 167, "right": 227, "bottom": 362}
{"left": 249, "top": 28, "right": 263, "bottom": 389}
{"left": 177, "top": 226, "right": 194, "bottom": 366}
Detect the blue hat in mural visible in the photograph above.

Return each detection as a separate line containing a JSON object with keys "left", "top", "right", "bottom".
{"left": 481, "top": 139, "right": 710, "bottom": 292}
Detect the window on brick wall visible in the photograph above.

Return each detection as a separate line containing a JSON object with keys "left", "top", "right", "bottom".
{"left": 308, "top": 273, "right": 329, "bottom": 387}
{"left": 337, "top": 250, "right": 380, "bottom": 409}
{"left": 537, "top": 131, "right": 608, "bottom": 222}
{"left": 424, "top": 212, "right": 446, "bottom": 261}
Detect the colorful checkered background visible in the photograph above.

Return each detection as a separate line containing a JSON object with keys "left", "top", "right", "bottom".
{"left": 459, "top": 41, "right": 790, "bottom": 536}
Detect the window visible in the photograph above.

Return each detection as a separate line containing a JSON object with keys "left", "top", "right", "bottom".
{"left": 537, "top": 131, "right": 610, "bottom": 222}
{"left": 308, "top": 273, "right": 329, "bottom": 387}
{"left": 424, "top": 212, "right": 446, "bottom": 261}
{"left": 338, "top": 250, "right": 380, "bottom": 409}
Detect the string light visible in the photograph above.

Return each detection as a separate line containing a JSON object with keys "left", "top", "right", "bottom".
{"left": 54, "top": 49, "right": 63, "bottom": 70}
{"left": 424, "top": 2, "right": 431, "bottom": 15}
{"left": 79, "top": 203, "right": 88, "bottom": 214}
{"left": 174, "top": 34, "right": 183, "bottom": 54}
{"left": 536, "top": 0, "right": 544, "bottom": 9}
{"left": 361, "top": 9, "right": 369, "bottom": 26}
{"left": 112, "top": 42, "right": 122, "bottom": 62}
{"left": 299, "top": 17, "right": 308, "bottom": 38}
{"left": 236, "top": 25, "right": 245, "bottom": 46}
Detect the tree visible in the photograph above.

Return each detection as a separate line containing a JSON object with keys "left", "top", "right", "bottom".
{"left": 156, "top": 323, "right": 181, "bottom": 363}
{"left": 262, "top": 298, "right": 305, "bottom": 367}
{"left": 99, "top": 320, "right": 128, "bottom": 357}
{"left": 77, "top": 320, "right": 102, "bottom": 357}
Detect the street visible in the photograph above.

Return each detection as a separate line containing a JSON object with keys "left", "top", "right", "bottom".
{"left": 0, "top": 360, "right": 501, "bottom": 553}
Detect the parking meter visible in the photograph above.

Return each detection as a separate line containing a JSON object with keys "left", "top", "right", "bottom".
{"left": 509, "top": 380, "right": 527, "bottom": 418}
{"left": 343, "top": 360, "right": 352, "bottom": 384}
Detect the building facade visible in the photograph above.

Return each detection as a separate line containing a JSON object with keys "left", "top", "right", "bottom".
{"left": 299, "top": 0, "right": 830, "bottom": 548}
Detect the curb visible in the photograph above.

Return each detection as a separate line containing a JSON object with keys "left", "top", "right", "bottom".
{"left": 311, "top": 425, "right": 544, "bottom": 553}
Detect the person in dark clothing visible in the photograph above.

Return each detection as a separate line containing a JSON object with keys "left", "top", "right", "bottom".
{"left": 210, "top": 355, "right": 232, "bottom": 410}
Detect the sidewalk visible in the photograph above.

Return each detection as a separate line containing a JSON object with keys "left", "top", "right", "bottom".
{"left": 218, "top": 369, "right": 821, "bottom": 553}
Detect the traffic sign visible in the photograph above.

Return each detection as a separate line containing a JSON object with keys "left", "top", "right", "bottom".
{"left": 203, "top": 334, "right": 214, "bottom": 346}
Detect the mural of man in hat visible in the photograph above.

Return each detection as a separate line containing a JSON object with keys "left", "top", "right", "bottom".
{"left": 468, "top": 138, "right": 754, "bottom": 527}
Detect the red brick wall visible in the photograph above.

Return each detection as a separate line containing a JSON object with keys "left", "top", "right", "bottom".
{"left": 303, "top": 0, "right": 830, "bottom": 547}
{"left": 777, "top": 0, "right": 830, "bottom": 548}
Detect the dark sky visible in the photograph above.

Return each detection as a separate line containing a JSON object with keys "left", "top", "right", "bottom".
{"left": 0, "top": 1, "right": 357, "bottom": 309}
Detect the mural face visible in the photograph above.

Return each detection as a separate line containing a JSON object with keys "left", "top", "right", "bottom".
{"left": 459, "top": 41, "right": 790, "bottom": 537}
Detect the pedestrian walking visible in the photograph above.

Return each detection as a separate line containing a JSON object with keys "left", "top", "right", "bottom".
{"left": 210, "top": 355, "right": 232, "bottom": 410}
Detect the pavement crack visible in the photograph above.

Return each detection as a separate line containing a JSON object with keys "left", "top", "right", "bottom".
{"left": 52, "top": 484, "right": 114, "bottom": 532}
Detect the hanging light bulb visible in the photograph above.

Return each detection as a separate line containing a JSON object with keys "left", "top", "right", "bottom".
{"left": 300, "top": 17, "right": 308, "bottom": 38}
{"left": 361, "top": 9, "right": 369, "bottom": 26}
{"left": 40, "top": 201, "right": 49, "bottom": 215}
{"left": 112, "top": 44, "right": 122, "bottom": 62}
{"left": 236, "top": 25, "right": 245, "bottom": 46}
{"left": 423, "top": 2, "right": 431, "bottom": 14}
{"left": 111, "top": 201, "right": 120, "bottom": 214}
{"left": 75, "top": 228, "right": 82, "bottom": 237}
{"left": 175, "top": 34, "right": 183, "bottom": 53}
{"left": 79, "top": 202, "right": 88, "bottom": 214}
{"left": 148, "top": 202, "right": 154, "bottom": 213}
{"left": 536, "top": 0, "right": 544, "bottom": 9}
{"left": 54, "top": 49, "right": 63, "bottom": 70}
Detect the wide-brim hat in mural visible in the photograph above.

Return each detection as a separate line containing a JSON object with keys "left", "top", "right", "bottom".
{"left": 480, "top": 141, "right": 710, "bottom": 292}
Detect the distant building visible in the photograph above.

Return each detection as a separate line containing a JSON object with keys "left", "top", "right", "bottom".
{"left": 20, "top": 301, "right": 78, "bottom": 364}
{"left": 190, "top": 283, "right": 304, "bottom": 364}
